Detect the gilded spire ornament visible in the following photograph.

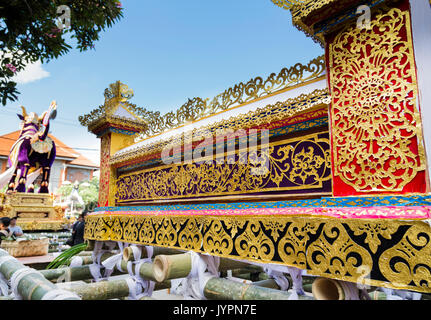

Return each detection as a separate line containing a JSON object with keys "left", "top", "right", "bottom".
{"left": 104, "top": 80, "right": 134, "bottom": 104}
{"left": 270, "top": 0, "right": 305, "bottom": 10}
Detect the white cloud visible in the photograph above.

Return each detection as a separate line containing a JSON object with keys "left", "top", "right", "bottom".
{"left": 12, "top": 60, "right": 50, "bottom": 84}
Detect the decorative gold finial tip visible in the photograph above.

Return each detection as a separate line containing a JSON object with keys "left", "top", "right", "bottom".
{"left": 104, "top": 81, "right": 134, "bottom": 102}
{"left": 270, "top": 0, "right": 305, "bottom": 10}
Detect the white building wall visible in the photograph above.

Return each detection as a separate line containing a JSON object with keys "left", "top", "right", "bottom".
{"left": 49, "top": 160, "right": 64, "bottom": 193}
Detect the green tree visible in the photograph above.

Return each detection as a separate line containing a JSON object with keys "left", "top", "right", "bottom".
{"left": 57, "top": 177, "right": 99, "bottom": 212}
{"left": 0, "top": 0, "right": 123, "bottom": 105}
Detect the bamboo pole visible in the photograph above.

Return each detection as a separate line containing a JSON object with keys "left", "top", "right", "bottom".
{"left": 123, "top": 246, "right": 181, "bottom": 262}
{"left": 0, "top": 250, "right": 80, "bottom": 300}
{"left": 219, "top": 259, "right": 260, "bottom": 272}
{"left": 68, "top": 256, "right": 93, "bottom": 265}
{"left": 41, "top": 265, "right": 95, "bottom": 282}
{"left": 312, "top": 277, "right": 360, "bottom": 300}
{"left": 153, "top": 253, "right": 259, "bottom": 282}
{"left": 303, "top": 283, "right": 312, "bottom": 293}
{"left": 60, "top": 277, "right": 170, "bottom": 300}
{"left": 231, "top": 270, "right": 269, "bottom": 281}
{"left": 118, "top": 260, "right": 158, "bottom": 282}
{"left": 204, "top": 277, "right": 313, "bottom": 300}
{"left": 65, "top": 279, "right": 130, "bottom": 300}
{"left": 422, "top": 294, "right": 431, "bottom": 300}
{"left": 252, "top": 279, "right": 280, "bottom": 290}
{"left": 153, "top": 254, "right": 192, "bottom": 282}
{"left": 77, "top": 251, "right": 95, "bottom": 257}
{"left": 66, "top": 252, "right": 117, "bottom": 266}
{"left": 42, "top": 252, "right": 122, "bottom": 282}
{"left": 42, "top": 258, "right": 159, "bottom": 283}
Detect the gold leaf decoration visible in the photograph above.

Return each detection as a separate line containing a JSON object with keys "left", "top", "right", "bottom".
{"left": 328, "top": 7, "right": 426, "bottom": 193}
{"left": 85, "top": 214, "right": 431, "bottom": 293}
{"left": 79, "top": 56, "right": 326, "bottom": 139}
{"left": 114, "top": 133, "right": 331, "bottom": 203}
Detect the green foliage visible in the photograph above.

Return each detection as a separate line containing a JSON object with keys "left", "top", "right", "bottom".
{"left": 46, "top": 242, "right": 88, "bottom": 269}
{"left": 0, "top": 0, "right": 123, "bottom": 105}
{"left": 57, "top": 184, "right": 73, "bottom": 197}
{"left": 79, "top": 177, "right": 99, "bottom": 205}
{"left": 57, "top": 176, "right": 99, "bottom": 212}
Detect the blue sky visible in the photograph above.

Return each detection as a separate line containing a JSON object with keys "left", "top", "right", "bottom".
{"left": 2, "top": 0, "right": 323, "bottom": 164}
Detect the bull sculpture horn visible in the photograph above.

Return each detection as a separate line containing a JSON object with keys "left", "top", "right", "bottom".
{"left": 21, "top": 106, "right": 28, "bottom": 118}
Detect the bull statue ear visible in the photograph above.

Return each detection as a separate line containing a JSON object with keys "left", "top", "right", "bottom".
{"left": 17, "top": 114, "right": 24, "bottom": 121}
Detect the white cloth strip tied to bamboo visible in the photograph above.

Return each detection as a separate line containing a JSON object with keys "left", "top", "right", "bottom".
{"left": 0, "top": 254, "right": 15, "bottom": 296}
{"left": 256, "top": 264, "right": 292, "bottom": 290}
{"left": 69, "top": 256, "right": 84, "bottom": 268}
{"left": 337, "top": 280, "right": 361, "bottom": 300}
{"left": 286, "top": 267, "right": 305, "bottom": 298}
{"left": 41, "top": 289, "right": 81, "bottom": 300}
{"left": 125, "top": 245, "right": 155, "bottom": 300}
{"left": 10, "top": 267, "right": 41, "bottom": 300}
{"left": 380, "top": 288, "right": 421, "bottom": 300}
{"left": 264, "top": 268, "right": 291, "bottom": 292}
{"left": 0, "top": 272, "right": 9, "bottom": 296}
{"left": 201, "top": 253, "right": 220, "bottom": 277}
{"left": 170, "top": 252, "right": 218, "bottom": 300}
{"left": 102, "top": 241, "right": 130, "bottom": 277}
{"left": 252, "top": 262, "right": 305, "bottom": 299}
{"left": 89, "top": 241, "right": 104, "bottom": 281}
{"left": 89, "top": 241, "right": 118, "bottom": 281}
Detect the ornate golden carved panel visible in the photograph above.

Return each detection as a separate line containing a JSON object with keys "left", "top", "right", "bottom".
{"left": 115, "top": 132, "right": 331, "bottom": 203}
{"left": 98, "top": 134, "right": 111, "bottom": 206}
{"left": 109, "top": 88, "right": 329, "bottom": 166}
{"left": 85, "top": 214, "right": 431, "bottom": 293}
{"left": 0, "top": 193, "right": 65, "bottom": 231}
{"left": 328, "top": 6, "right": 427, "bottom": 194}
{"left": 80, "top": 58, "right": 326, "bottom": 139}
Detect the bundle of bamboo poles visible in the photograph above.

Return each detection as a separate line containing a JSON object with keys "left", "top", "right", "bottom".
{"left": 4, "top": 242, "right": 423, "bottom": 301}
{"left": 40, "top": 246, "right": 313, "bottom": 300}
{"left": 0, "top": 249, "right": 80, "bottom": 300}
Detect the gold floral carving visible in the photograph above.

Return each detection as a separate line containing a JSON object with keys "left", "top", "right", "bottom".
{"left": 98, "top": 135, "right": 111, "bottom": 206}
{"left": 111, "top": 217, "right": 124, "bottom": 240}
{"left": 350, "top": 222, "right": 398, "bottom": 254}
{"left": 137, "top": 216, "right": 156, "bottom": 244}
{"left": 178, "top": 218, "right": 203, "bottom": 251}
{"left": 328, "top": 7, "right": 426, "bottom": 192}
{"left": 235, "top": 220, "right": 275, "bottom": 261}
{"left": 379, "top": 223, "right": 431, "bottom": 290}
{"left": 290, "top": 0, "right": 341, "bottom": 22}
{"left": 278, "top": 218, "right": 318, "bottom": 268}
{"left": 109, "top": 88, "right": 329, "bottom": 166}
{"left": 306, "top": 220, "right": 373, "bottom": 278}
{"left": 85, "top": 214, "right": 431, "bottom": 293}
{"left": 202, "top": 219, "right": 234, "bottom": 256}
{"left": 80, "top": 57, "right": 326, "bottom": 139}
{"left": 123, "top": 216, "right": 139, "bottom": 243}
{"left": 154, "top": 217, "right": 179, "bottom": 247}
{"left": 271, "top": 0, "right": 306, "bottom": 10}
{"left": 115, "top": 132, "right": 331, "bottom": 203}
